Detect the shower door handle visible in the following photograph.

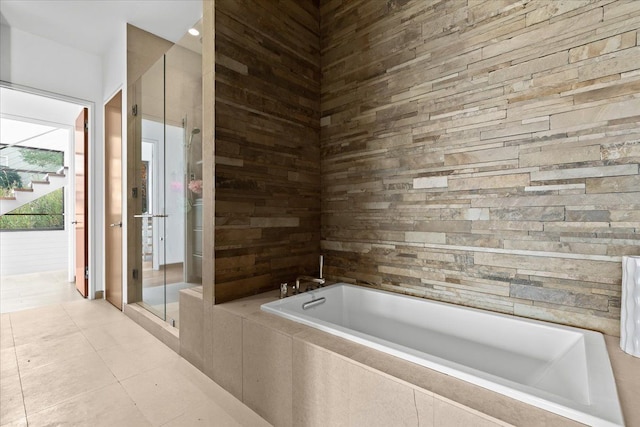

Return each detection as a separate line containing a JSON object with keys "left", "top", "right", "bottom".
{"left": 134, "top": 214, "right": 169, "bottom": 218}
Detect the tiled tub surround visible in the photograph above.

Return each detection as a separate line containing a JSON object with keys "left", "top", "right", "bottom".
{"left": 209, "top": 0, "right": 639, "bottom": 336}
{"left": 262, "top": 283, "right": 623, "bottom": 427}
{"left": 179, "top": 288, "right": 640, "bottom": 427}
{"left": 319, "top": 0, "right": 640, "bottom": 336}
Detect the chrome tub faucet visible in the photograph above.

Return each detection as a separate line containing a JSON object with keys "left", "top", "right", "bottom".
{"left": 295, "top": 276, "right": 325, "bottom": 293}
{"left": 294, "top": 255, "right": 325, "bottom": 293}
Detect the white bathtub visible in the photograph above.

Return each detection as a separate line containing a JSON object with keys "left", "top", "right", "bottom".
{"left": 261, "top": 283, "right": 624, "bottom": 427}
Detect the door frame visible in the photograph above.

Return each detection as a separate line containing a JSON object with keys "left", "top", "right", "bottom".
{"left": 0, "top": 81, "right": 98, "bottom": 299}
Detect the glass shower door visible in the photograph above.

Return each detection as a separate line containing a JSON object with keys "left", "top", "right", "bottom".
{"left": 153, "top": 119, "right": 187, "bottom": 326}
{"left": 139, "top": 120, "right": 187, "bottom": 325}
{"left": 134, "top": 23, "right": 203, "bottom": 327}
{"left": 138, "top": 54, "right": 170, "bottom": 322}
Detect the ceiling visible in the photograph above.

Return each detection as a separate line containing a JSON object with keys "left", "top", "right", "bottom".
{"left": 0, "top": 87, "right": 82, "bottom": 127}
{"left": 0, "top": 87, "right": 82, "bottom": 157}
{"left": 0, "top": 1, "right": 202, "bottom": 144}
{"left": 0, "top": 0, "right": 202, "bottom": 56}
{"left": 1, "top": 117, "right": 70, "bottom": 153}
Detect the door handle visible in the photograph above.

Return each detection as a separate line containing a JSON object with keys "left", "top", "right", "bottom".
{"left": 110, "top": 222, "right": 122, "bottom": 227}
{"left": 71, "top": 220, "right": 80, "bottom": 224}
{"left": 133, "top": 214, "right": 168, "bottom": 218}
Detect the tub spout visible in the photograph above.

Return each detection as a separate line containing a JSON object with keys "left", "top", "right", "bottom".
{"left": 295, "top": 276, "right": 325, "bottom": 293}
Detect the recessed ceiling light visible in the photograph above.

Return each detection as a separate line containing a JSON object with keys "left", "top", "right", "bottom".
{"left": 188, "top": 28, "right": 200, "bottom": 36}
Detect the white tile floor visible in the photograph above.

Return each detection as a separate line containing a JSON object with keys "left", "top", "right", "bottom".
{"left": 0, "top": 270, "right": 83, "bottom": 314}
{"left": 0, "top": 299, "right": 272, "bottom": 426}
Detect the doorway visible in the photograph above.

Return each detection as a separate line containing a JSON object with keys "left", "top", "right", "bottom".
{"left": 0, "top": 86, "right": 92, "bottom": 312}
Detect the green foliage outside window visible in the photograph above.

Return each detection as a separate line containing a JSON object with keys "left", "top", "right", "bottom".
{"left": 20, "top": 150, "right": 63, "bottom": 169}
{"left": 0, "top": 188, "right": 65, "bottom": 230}
{"left": 0, "top": 147, "right": 65, "bottom": 231}
{"left": 0, "top": 168, "right": 23, "bottom": 190}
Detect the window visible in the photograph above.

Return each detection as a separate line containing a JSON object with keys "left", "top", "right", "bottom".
{"left": 0, "top": 146, "right": 65, "bottom": 231}
{"left": 0, "top": 188, "right": 65, "bottom": 230}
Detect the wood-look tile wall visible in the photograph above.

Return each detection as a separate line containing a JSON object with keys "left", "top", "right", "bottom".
{"left": 214, "top": 0, "right": 321, "bottom": 302}
{"left": 320, "top": 0, "right": 640, "bottom": 335}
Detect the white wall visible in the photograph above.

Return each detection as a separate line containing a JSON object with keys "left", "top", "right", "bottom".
{"left": 102, "top": 23, "right": 126, "bottom": 101}
{"left": 0, "top": 25, "right": 102, "bottom": 101}
{"left": 0, "top": 88, "right": 83, "bottom": 126}
{"left": 0, "top": 230, "right": 68, "bottom": 276}
{"left": 0, "top": 23, "right": 104, "bottom": 296}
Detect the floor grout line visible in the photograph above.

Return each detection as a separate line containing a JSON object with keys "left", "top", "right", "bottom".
{"left": 11, "top": 309, "right": 121, "bottom": 423}
{"left": 0, "top": 271, "right": 83, "bottom": 315}
{"left": 3, "top": 298, "right": 270, "bottom": 427}
{"left": 7, "top": 314, "right": 30, "bottom": 426}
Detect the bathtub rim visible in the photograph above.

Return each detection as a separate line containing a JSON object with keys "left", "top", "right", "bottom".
{"left": 261, "top": 282, "right": 624, "bottom": 427}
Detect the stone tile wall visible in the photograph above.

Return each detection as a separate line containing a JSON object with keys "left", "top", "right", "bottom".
{"left": 320, "top": 0, "right": 640, "bottom": 335}
{"left": 214, "top": 0, "right": 322, "bottom": 302}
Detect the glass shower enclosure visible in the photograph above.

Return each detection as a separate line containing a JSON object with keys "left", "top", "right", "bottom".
{"left": 132, "top": 25, "right": 202, "bottom": 328}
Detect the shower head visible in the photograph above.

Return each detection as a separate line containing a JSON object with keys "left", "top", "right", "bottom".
{"left": 187, "top": 127, "right": 200, "bottom": 149}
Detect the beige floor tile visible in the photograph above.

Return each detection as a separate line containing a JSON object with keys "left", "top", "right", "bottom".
{"left": 0, "top": 347, "right": 18, "bottom": 380}
{"left": 120, "top": 358, "right": 213, "bottom": 426}
{"left": 14, "top": 330, "right": 94, "bottom": 374}
{"left": 20, "top": 351, "right": 116, "bottom": 414}
{"left": 0, "top": 417, "right": 27, "bottom": 427}
{"left": 9, "top": 305, "right": 78, "bottom": 347}
{"left": 82, "top": 317, "right": 160, "bottom": 351}
{"left": 0, "top": 270, "right": 82, "bottom": 314}
{"left": 8, "top": 304, "right": 69, "bottom": 327}
{"left": 2, "top": 293, "right": 270, "bottom": 427}
{"left": 0, "top": 329, "right": 14, "bottom": 350}
{"left": 1, "top": 315, "right": 14, "bottom": 343}
{"left": 0, "top": 314, "right": 11, "bottom": 331}
{"left": 12, "top": 322, "right": 79, "bottom": 349}
{"left": 97, "top": 338, "right": 180, "bottom": 381}
{"left": 62, "top": 299, "right": 125, "bottom": 330}
{"left": 159, "top": 401, "right": 243, "bottom": 427}
{"left": 0, "top": 373, "right": 25, "bottom": 425}
{"left": 171, "top": 359, "right": 271, "bottom": 427}
{"left": 27, "top": 383, "right": 152, "bottom": 427}
{"left": 121, "top": 357, "right": 271, "bottom": 427}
